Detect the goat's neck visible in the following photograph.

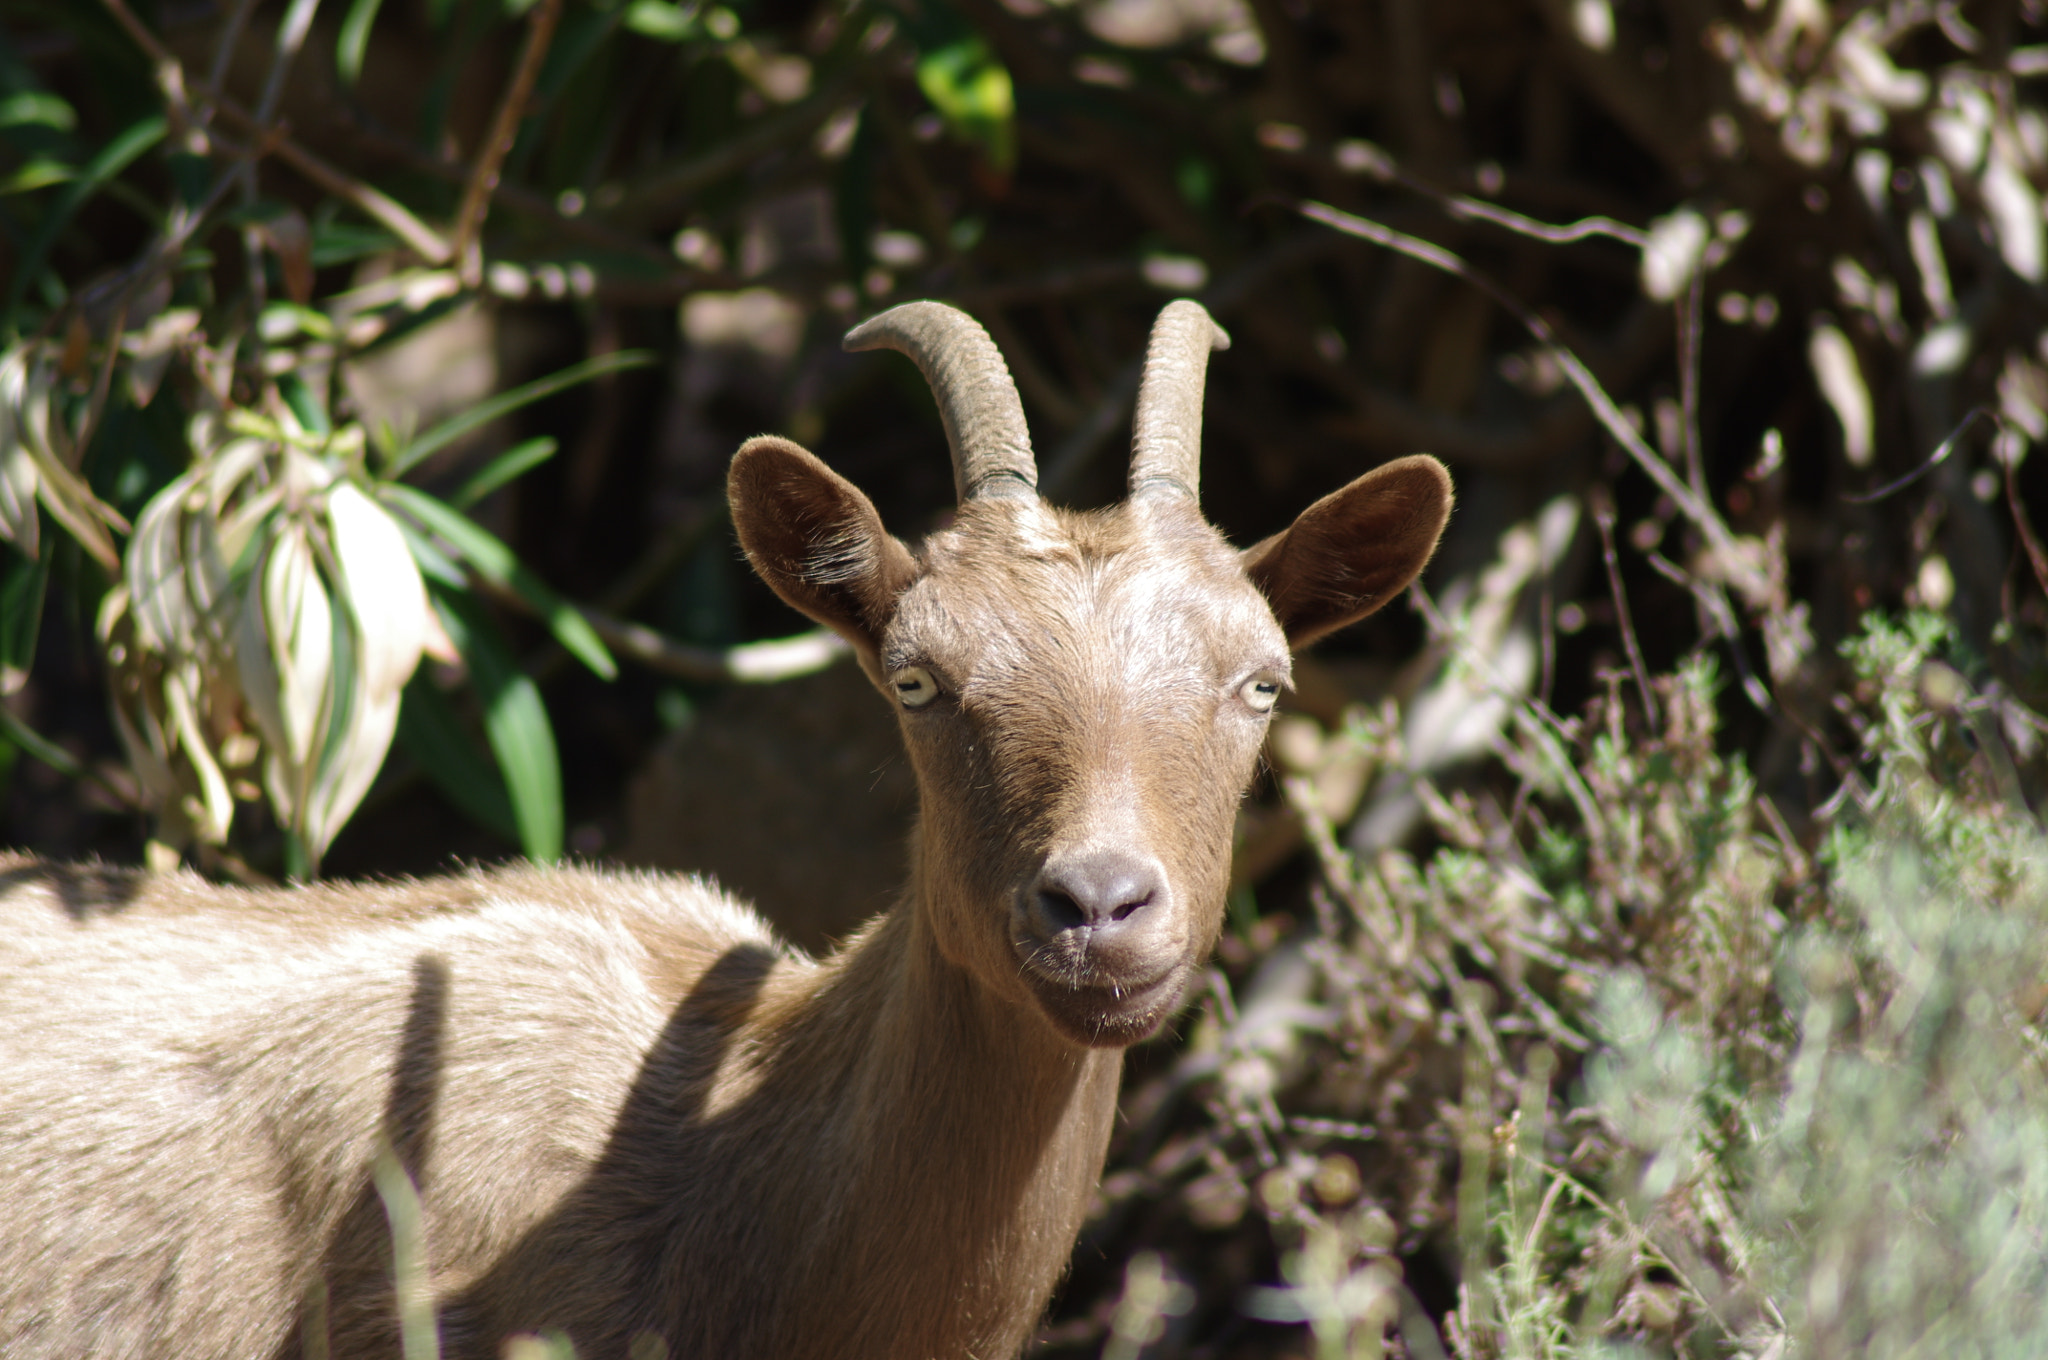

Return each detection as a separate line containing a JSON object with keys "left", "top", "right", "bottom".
{"left": 766, "top": 877, "right": 1123, "bottom": 1357}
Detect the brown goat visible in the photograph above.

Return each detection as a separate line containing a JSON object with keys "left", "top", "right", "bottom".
{"left": 0, "top": 300, "right": 1450, "bottom": 1360}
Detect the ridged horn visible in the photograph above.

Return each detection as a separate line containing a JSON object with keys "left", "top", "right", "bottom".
{"left": 1128, "top": 300, "right": 1229, "bottom": 503}
{"left": 844, "top": 302, "right": 1038, "bottom": 502}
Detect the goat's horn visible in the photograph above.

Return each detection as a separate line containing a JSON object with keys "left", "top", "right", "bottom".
{"left": 1128, "top": 300, "right": 1229, "bottom": 504}
{"left": 844, "top": 302, "right": 1038, "bottom": 502}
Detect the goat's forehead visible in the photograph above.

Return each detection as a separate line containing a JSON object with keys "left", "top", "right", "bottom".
{"left": 888, "top": 502, "right": 1284, "bottom": 671}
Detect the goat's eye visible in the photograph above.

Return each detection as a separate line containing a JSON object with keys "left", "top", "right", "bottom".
{"left": 1240, "top": 675, "right": 1282, "bottom": 713}
{"left": 891, "top": 666, "right": 941, "bottom": 708}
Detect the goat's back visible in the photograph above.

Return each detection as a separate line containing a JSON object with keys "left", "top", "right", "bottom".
{"left": 0, "top": 855, "right": 796, "bottom": 1360}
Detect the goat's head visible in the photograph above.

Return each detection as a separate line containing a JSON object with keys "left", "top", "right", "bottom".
{"left": 730, "top": 302, "right": 1450, "bottom": 1048}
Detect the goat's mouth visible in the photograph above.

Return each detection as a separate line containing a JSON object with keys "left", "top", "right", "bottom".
{"left": 1013, "top": 944, "right": 1190, "bottom": 1047}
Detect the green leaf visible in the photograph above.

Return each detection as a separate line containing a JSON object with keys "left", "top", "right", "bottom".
{"left": 452, "top": 436, "right": 557, "bottom": 508}
{"left": 388, "top": 508, "right": 467, "bottom": 587}
{"left": 386, "top": 350, "right": 654, "bottom": 478}
{"left": 2, "top": 114, "right": 166, "bottom": 335}
{"left": 0, "top": 158, "right": 74, "bottom": 196}
{"left": 0, "top": 92, "right": 77, "bottom": 133}
{"left": 277, "top": 372, "right": 331, "bottom": 435}
{"left": 382, "top": 483, "right": 617, "bottom": 680}
{"left": 431, "top": 586, "right": 562, "bottom": 863}
{"left": 915, "top": 37, "right": 1014, "bottom": 173}
{"left": 0, "top": 542, "right": 49, "bottom": 694}
{"left": 337, "top": 0, "right": 388, "bottom": 85}
{"left": 395, "top": 673, "right": 518, "bottom": 841}
{"left": 623, "top": 0, "right": 698, "bottom": 41}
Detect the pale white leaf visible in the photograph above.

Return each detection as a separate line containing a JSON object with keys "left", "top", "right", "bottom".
{"left": 121, "top": 307, "right": 200, "bottom": 407}
{"left": 162, "top": 661, "right": 234, "bottom": 844}
{"left": 0, "top": 442, "right": 39, "bottom": 560}
{"left": 1640, "top": 209, "right": 1709, "bottom": 301}
{"left": 1834, "top": 29, "right": 1927, "bottom": 109}
{"left": 1911, "top": 323, "right": 1970, "bottom": 377}
{"left": 263, "top": 521, "right": 334, "bottom": 773}
{"left": 1982, "top": 143, "right": 2044, "bottom": 282}
{"left": 125, "top": 469, "right": 205, "bottom": 654}
{"left": 1809, "top": 325, "right": 1874, "bottom": 467}
{"left": 1571, "top": 0, "right": 1614, "bottom": 50}
{"left": 325, "top": 481, "right": 430, "bottom": 704}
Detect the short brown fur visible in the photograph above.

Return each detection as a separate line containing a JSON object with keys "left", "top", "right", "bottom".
{"left": 0, "top": 304, "right": 1449, "bottom": 1360}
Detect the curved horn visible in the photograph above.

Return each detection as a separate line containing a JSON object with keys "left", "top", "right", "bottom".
{"left": 844, "top": 302, "right": 1038, "bottom": 502}
{"left": 1128, "top": 300, "right": 1230, "bottom": 503}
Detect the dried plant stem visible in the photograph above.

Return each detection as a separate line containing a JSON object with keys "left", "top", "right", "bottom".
{"left": 1592, "top": 488, "right": 1660, "bottom": 728}
{"left": 452, "top": 0, "right": 566, "bottom": 288}
{"left": 2004, "top": 454, "right": 2048, "bottom": 603}
{"left": 96, "top": 0, "right": 451, "bottom": 263}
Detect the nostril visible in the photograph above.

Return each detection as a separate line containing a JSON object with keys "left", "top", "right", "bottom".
{"left": 1026, "top": 849, "right": 1168, "bottom": 938}
{"left": 1033, "top": 889, "right": 1087, "bottom": 934}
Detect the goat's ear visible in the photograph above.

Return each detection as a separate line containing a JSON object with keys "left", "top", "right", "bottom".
{"left": 1242, "top": 454, "right": 1452, "bottom": 648}
{"left": 729, "top": 436, "right": 919, "bottom": 656}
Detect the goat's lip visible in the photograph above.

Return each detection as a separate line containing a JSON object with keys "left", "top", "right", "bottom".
{"left": 1014, "top": 949, "right": 1186, "bottom": 1034}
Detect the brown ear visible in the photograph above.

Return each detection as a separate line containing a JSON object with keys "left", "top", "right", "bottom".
{"left": 1242, "top": 455, "right": 1452, "bottom": 647}
{"left": 728, "top": 436, "right": 918, "bottom": 657}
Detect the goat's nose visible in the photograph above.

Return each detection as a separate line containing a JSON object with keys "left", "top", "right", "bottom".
{"left": 1025, "top": 848, "right": 1166, "bottom": 940}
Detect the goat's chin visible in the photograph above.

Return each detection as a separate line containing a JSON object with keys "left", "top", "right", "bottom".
{"left": 1025, "top": 964, "right": 1191, "bottom": 1049}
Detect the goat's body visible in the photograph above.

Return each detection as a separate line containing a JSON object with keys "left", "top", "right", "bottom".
{"left": 0, "top": 855, "right": 1116, "bottom": 1359}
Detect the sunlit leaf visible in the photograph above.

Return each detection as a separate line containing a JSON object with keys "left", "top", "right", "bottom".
{"left": 915, "top": 37, "right": 1014, "bottom": 173}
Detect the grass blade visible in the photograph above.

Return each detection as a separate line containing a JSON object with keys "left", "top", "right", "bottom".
{"left": 2, "top": 114, "right": 166, "bottom": 334}
{"left": 430, "top": 586, "right": 562, "bottom": 863}
{"left": 451, "top": 436, "right": 556, "bottom": 508}
{"left": 337, "top": 0, "right": 388, "bottom": 85}
{"left": 386, "top": 350, "right": 652, "bottom": 478}
{"left": 394, "top": 674, "right": 518, "bottom": 842}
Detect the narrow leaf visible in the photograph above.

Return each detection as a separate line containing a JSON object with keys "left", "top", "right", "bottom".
{"left": 451, "top": 436, "right": 557, "bottom": 508}
{"left": 395, "top": 676, "right": 519, "bottom": 842}
{"left": 386, "top": 350, "right": 653, "bottom": 478}
{"left": 431, "top": 587, "right": 563, "bottom": 863}
{"left": 337, "top": 0, "right": 388, "bottom": 85}
{"left": 0, "top": 542, "right": 49, "bottom": 695}
{"left": 383, "top": 484, "right": 616, "bottom": 679}
{"left": 2, "top": 114, "right": 167, "bottom": 334}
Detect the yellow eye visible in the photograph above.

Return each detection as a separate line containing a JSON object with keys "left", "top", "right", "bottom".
{"left": 891, "top": 666, "right": 940, "bottom": 708}
{"left": 1240, "top": 675, "right": 1281, "bottom": 713}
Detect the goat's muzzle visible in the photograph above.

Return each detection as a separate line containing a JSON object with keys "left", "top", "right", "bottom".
{"left": 1011, "top": 846, "right": 1189, "bottom": 1046}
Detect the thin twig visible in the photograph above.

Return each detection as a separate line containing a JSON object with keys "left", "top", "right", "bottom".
{"left": 96, "top": 0, "right": 451, "bottom": 263}
{"left": 1843, "top": 406, "right": 1990, "bottom": 504}
{"left": 1679, "top": 269, "right": 1706, "bottom": 503}
{"left": 1297, "top": 200, "right": 1724, "bottom": 549}
{"left": 1590, "top": 486, "right": 1660, "bottom": 729}
{"left": 452, "top": 0, "right": 567, "bottom": 288}
{"left": 253, "top": 0, "right": 324, "bottom": 127}
{"left": 2004, "top": 449, "right": 2048, "bottom": 602}
{"left": 206, "top": 0, "right": 263, "bottom": 98}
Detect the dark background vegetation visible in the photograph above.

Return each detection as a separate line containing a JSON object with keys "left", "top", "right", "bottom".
{"left": 4, "top": 0, "right": 2047, "bottom": 1352}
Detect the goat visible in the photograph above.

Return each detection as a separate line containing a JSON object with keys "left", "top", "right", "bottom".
{"left": 0, "top": 300, "right": 1450, "bottom": 1360}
